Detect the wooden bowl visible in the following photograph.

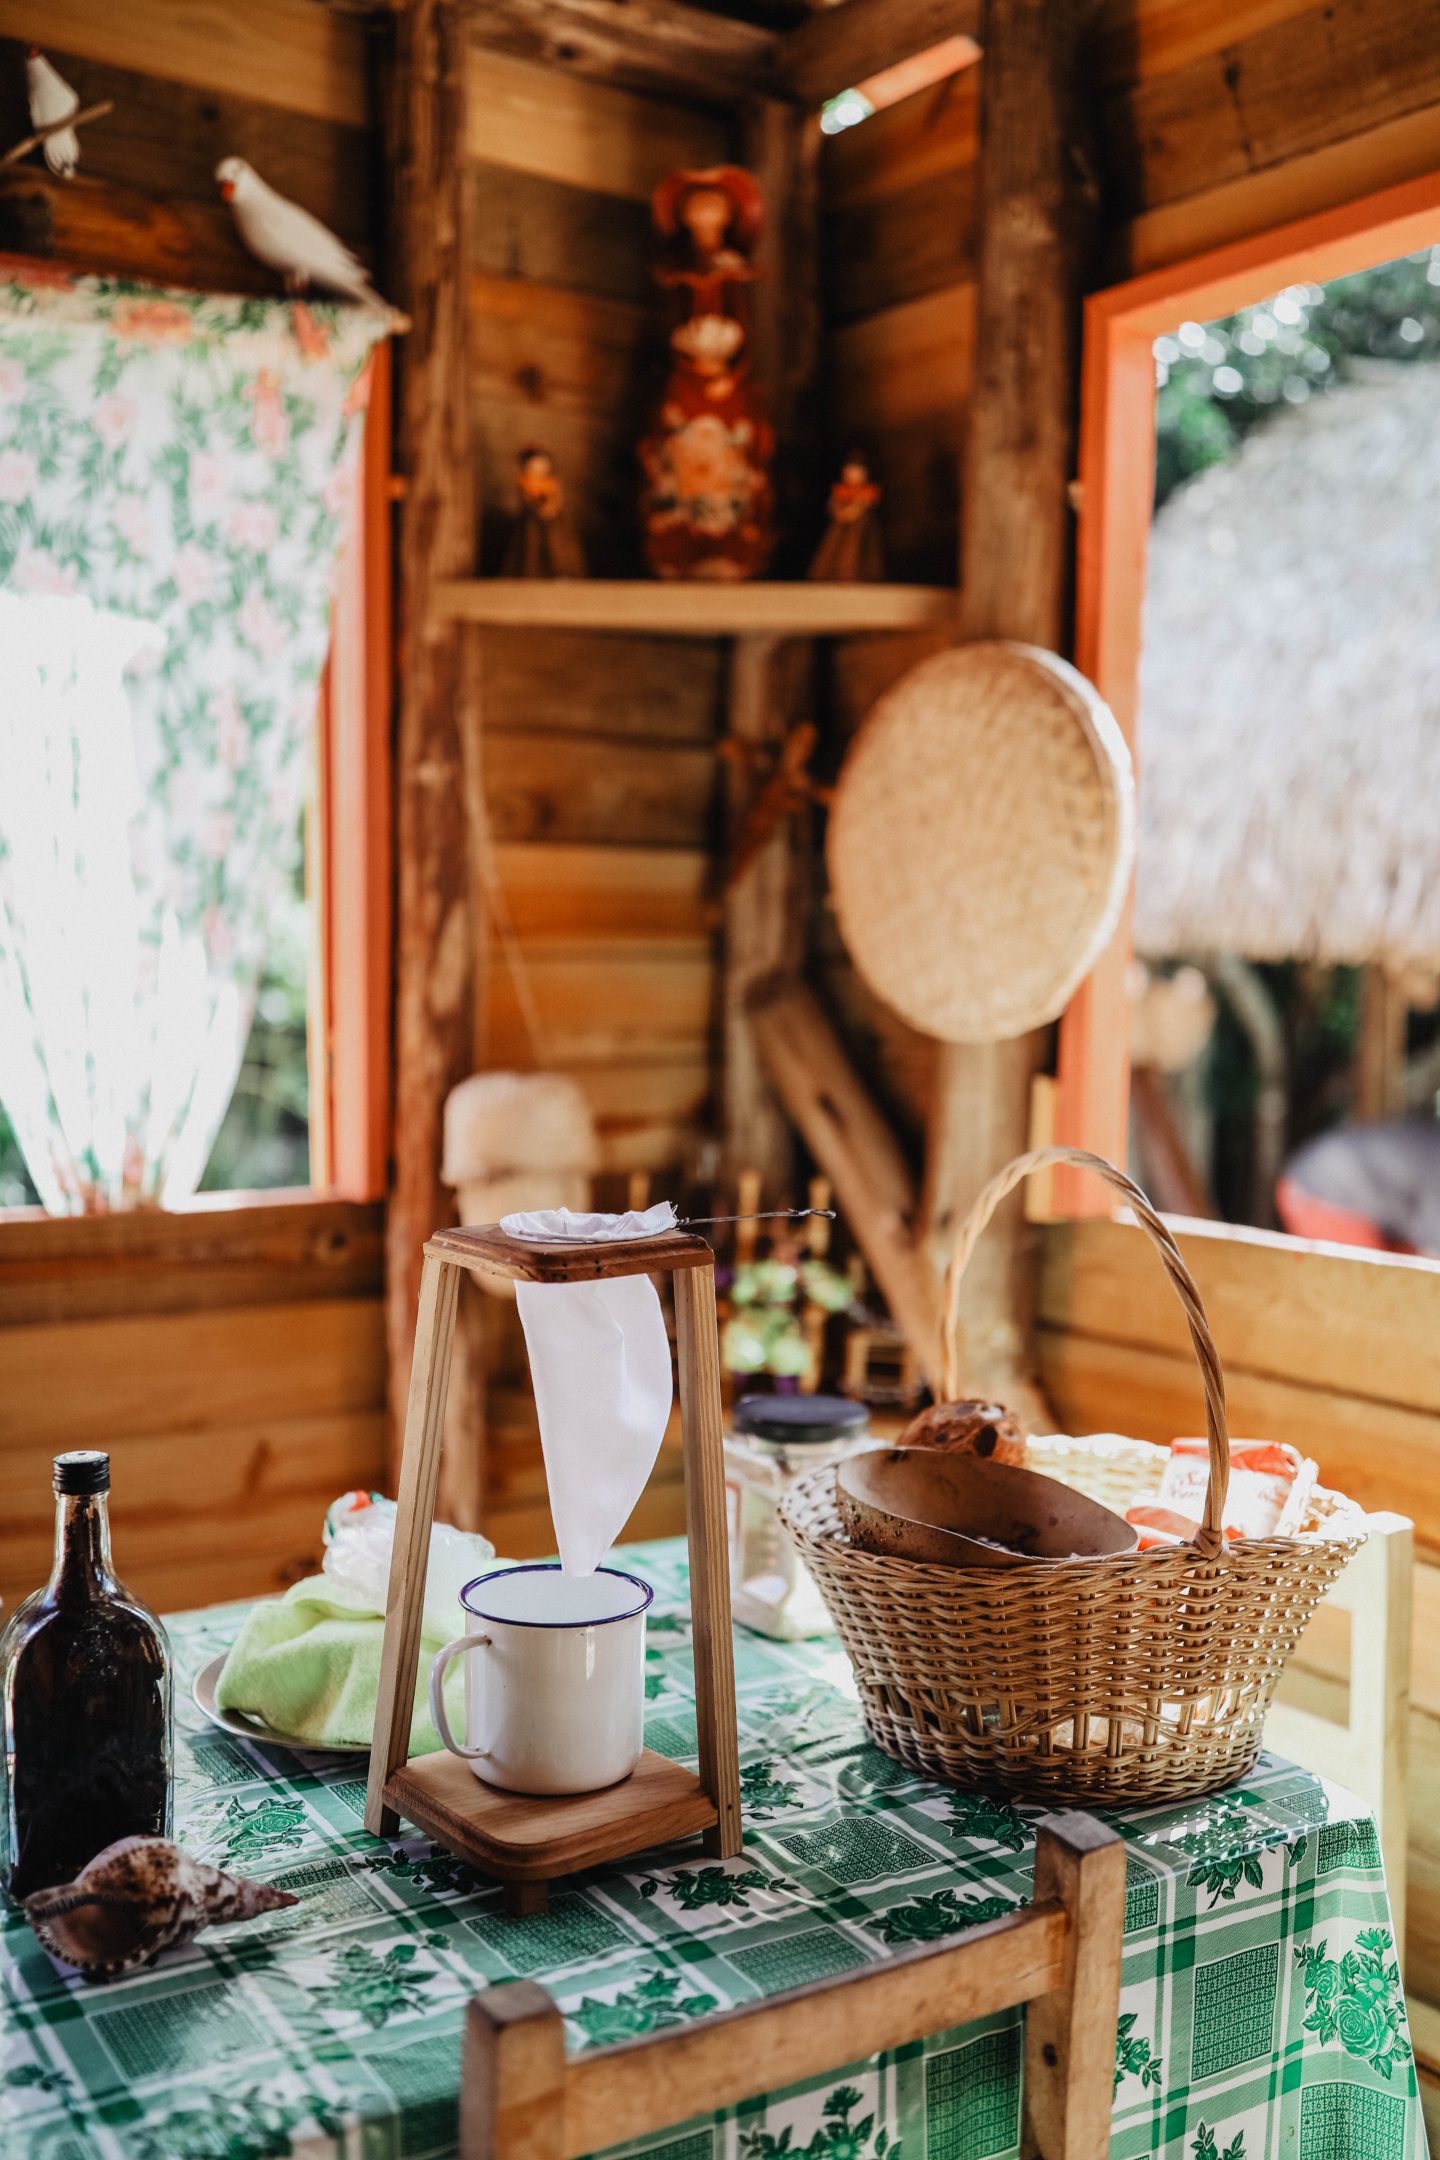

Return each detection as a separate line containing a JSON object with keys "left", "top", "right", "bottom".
{"left": 835, "top": 1447, "right": 1139, "bottom": 1568}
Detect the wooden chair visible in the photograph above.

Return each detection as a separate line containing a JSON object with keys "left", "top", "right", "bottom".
{"left": 1265, "top": 1510, "right": 1412, "bottom": 1966}
{"left": 459, "top": 1811, "right": 1125, "bottom": 2160}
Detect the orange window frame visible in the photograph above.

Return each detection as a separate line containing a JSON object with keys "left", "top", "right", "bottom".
{"left": 1051, "top": 170, "right": 1440, "bottom": 1218}
{"left": 311, "top": 340, "right": 394, "bottom": 1203}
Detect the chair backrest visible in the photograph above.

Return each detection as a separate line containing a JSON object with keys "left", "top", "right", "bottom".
{"left": 460, "top": 1809, "right": 1125, "bottom": 2160}
{"left": 1264, "top": 1510, "right": 1412, "bottom": 1965}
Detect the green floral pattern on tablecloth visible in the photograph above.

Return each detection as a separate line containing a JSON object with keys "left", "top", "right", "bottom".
{"left": 0, "top": 271, "right": 383, "bottom": 1211}
{"left": 0, "top": 1538, "right": 1427, "bottom": 2160}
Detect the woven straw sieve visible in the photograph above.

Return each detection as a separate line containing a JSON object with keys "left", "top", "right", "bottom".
{"left": 825, "top": 643, "right": 1135, "bottom": 1043}
{"left": 780, "top": 1147, "right": 1366, "bottom": 1807}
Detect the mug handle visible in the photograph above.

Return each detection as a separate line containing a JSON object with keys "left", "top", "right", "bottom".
{"left": 428, "top": 1632, "right": 493, "bottom": 1761}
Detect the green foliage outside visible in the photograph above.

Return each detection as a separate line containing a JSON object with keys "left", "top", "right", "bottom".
{"left": 721, "top": 1254, "right": 854, "bottom": 1379}
{"left": 1153, "top": 246, "right": 1440, "bottom": 507}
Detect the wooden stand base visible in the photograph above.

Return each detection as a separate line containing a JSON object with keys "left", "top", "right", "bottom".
{"left": 385, "top": 1748, "right": 718, "bottom": 1910}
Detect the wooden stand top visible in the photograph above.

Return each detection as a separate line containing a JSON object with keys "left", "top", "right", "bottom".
{"left": 425, "top": 1223, "right": 715, "bottom": 1284}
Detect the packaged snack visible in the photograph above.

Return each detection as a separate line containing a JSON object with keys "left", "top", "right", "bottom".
{"left": 1124, "top": 1437, "right": 1319, "bottom": 1546}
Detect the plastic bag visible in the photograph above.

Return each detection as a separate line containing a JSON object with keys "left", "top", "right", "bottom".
{"left": 322, "top": 1491, "right": 497, "bottom": 1634}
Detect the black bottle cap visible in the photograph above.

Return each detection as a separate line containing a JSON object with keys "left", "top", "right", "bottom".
{"left": 54, "top": 1451, "right": 111, "bottom": 1496}
{"left": 732, "top": 1393, "right": 870, "bottom": 1445}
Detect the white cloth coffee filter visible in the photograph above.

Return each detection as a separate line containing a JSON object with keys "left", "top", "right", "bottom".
{"left": 503, "top": 1204, "right": 677, "bottom": 1575}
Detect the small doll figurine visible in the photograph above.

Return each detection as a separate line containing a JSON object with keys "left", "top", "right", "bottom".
{"left": 639, "top": 165, "right": 773, "bottom": 582}
{"left": 502, "top": 445, "right": 586, "bottom": 578}
{"left": 808, "top": 452, "right": 884, "bottom": 582}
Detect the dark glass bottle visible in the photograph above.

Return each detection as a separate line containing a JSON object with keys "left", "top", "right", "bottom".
{"left": 1, "top": 1452, "right": 173, "bottom": 1900}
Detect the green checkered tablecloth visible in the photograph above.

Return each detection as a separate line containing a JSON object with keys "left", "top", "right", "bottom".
{"left": 0, "top": 1538, "right": 1426, "bottom": 2160}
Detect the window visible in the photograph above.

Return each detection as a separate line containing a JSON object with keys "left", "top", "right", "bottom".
{"left": 0, "top": 271, "right": 391, "bottom": 1217}
{"left": 1053, "top": 172, "right": 1440, "bottom": 1237}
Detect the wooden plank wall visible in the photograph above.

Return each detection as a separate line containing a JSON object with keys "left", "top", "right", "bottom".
{"left": 1037, "top": 1217, "right": 1440, "bottom": 2025}
{"left": 0, "top": 1203, "right": 387, "bottom": 1612}
{"left": 463, "top": 45, "right": 734, "bottom": 1553}
{"left": 0, "top": 0, "right": 389, "bottom": 1614}
{"left": 0, "top": 0, "right": 376, "bottom": 290}
{"left": 820, "top": 67, "right": 976, "bottom": 584}
{"left": 1096, "top": 0, "right": 1440, "bottom": 274}
{"left": 467, "top": 45, "right": 726, "bottom": 1186}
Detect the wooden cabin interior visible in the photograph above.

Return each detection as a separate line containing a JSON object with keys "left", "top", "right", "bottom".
{"left": 3, "top": 0, "right": 1440, "bottom": 2138}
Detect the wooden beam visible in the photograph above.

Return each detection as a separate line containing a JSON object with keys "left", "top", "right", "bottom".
{"left": 469, "top": 0, "right": 777, "bottom": 109}
{"left": 921, "top": 0, "right": 1100, "bottom": 1410}
{"left": 0, "top": 168, "right": 272, "bottom": 293}
{"left": 722, "top": 637, "right": 802, "bottom": 1192}
{"left": 749, "top": 977, "right": 939, "bottom": 1377}
{"left": 385, "top": 0, "right": 481, "bottom": 1484}
{"left": 1358, "top": 965, "right": 1409, "bottom": 1123}
{"left": 779, "top": 0, "right": 981, "bottom": 111}
{"left": 719, "top": 92, "right": 823, "bottom": 1192}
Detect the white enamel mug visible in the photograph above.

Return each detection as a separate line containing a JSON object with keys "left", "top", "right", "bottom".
{"left": 428, "top": 1563, "right": 652, "bottom": 1795}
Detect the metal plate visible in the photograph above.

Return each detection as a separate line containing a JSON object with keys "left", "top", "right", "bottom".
{"left": 191, "top": 1653, "right": 369, "bottom": 1756}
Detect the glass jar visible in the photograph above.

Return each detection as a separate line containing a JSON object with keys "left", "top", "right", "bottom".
{"left": 724, "top": 1394, "right": 871, "bottom": 1639}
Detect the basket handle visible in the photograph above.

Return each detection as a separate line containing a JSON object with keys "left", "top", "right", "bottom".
{"left": 941, "top": 1145, "right": 1230, "bottom": 1559}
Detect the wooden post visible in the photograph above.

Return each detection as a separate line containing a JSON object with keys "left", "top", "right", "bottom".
{"left": 720, "top": 97, "right": 824, "bottom": 1189}
{"left": 1357, "top": 964, "right": 1408, "bottom": 1122}
{"left": 461, "top": 1980, "right": 567, "bottom": 2160}
{"left": 922, "top": 0, "right": 1100, "bottom": 1410}
{"left": 674, "top": 1264, "right": 744, "bottom": 1859}
{"left": 366, "top": 1251, "right": 461, "bottom": 1837}
{"left": 723, "top": 634, "right": 801, "bottom": 1192}
{"left": 749, "top": 977, "right": 940, "bottom": 1378}
{"left": 1022, "top": 1812, "right": 1126, "bottom": 2160}
{"left": 384, "top": 0, "right": 482, "bottom": 1480}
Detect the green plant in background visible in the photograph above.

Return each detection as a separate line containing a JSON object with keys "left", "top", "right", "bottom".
{"left": 722, "top": 1255, "right": 853, "bottom": 1379}
{"left": 1154, "top": 247, "right": 1440, "bottom": 506}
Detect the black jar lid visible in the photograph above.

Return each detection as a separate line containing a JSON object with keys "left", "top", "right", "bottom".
{"left": 54, "top": 1451, "right": 110, "bottom": 1495}
{"left": 732, "top": 1394, "right": 869, "bottom": 1445}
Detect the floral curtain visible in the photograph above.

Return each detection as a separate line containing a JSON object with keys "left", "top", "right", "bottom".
{"left": 0, "top": 273, "right": 384, "bottom": 1212}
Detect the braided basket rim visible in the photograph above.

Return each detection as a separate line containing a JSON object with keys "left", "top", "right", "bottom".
{"left": 778, "top": 1458, "right": 1368, "bottom": 1582}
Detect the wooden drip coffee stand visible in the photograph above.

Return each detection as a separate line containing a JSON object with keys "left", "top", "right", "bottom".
{"left": 364, "top": 1224, "right": 743, "bottom": 1913}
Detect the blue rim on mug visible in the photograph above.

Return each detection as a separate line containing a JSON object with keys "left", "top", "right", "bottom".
{"left": 459, "top": 1562, "right": 655, "bottom": 1628}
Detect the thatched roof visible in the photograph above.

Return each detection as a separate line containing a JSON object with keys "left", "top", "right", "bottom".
{"left": 1134, "top": 362, "right": 1440, "bottom": 973}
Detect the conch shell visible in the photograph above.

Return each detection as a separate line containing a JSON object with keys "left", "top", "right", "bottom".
{"left": 23, "top": 1836, "right": 298, "bottom": 1979}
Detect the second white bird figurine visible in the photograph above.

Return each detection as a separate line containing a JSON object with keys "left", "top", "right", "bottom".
{"left": 216, "top": 157, "right": 408, "bottom": 327}
{"left": 26, "top": 48, "right": 81, "bottom": 178}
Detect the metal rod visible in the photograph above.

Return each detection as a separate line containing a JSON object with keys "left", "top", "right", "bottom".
{"left": 679, "top": 1207, "right": 837, "bottom": 1227}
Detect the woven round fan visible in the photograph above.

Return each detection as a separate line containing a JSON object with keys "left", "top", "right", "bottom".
{"left": 826, "top": 642, "right": 1134, "bottom": 1043}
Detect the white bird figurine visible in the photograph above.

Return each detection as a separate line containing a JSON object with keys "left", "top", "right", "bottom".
{"left": 26, "top": 48, "right": 81, "bottom": 178}
{"left": 216, "top": 157, "right": 407, "bottom": 328}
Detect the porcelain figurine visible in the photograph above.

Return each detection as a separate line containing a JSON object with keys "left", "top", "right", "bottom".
{"left": 808, "top": 453, "right": 884, "bottom": 581}
{"left": 502, "top": 445, "right": 586, "bottom": 577}
{"left": 639, "top": 166, "right": 773, "bottom": 581}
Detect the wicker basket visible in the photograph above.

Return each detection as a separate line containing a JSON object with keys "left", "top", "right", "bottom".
{"left": 779, "top": 1146, "right": 1366, "bottom": 1806}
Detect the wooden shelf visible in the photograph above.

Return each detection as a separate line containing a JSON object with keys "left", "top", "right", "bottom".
{"left": 434, "top": 578, "right": 957, "bottom": 636}
{"left": 386, "top": 1748, "right": 717, "bottom": 1883}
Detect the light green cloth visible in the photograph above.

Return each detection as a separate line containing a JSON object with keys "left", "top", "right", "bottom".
{"left": 214, "top": 1574, "right": 467, "bottom": 1754}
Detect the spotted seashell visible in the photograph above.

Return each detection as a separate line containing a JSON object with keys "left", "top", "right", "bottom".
{"left": 23, "top": 1836, "right": 298, "bottom": 1980}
